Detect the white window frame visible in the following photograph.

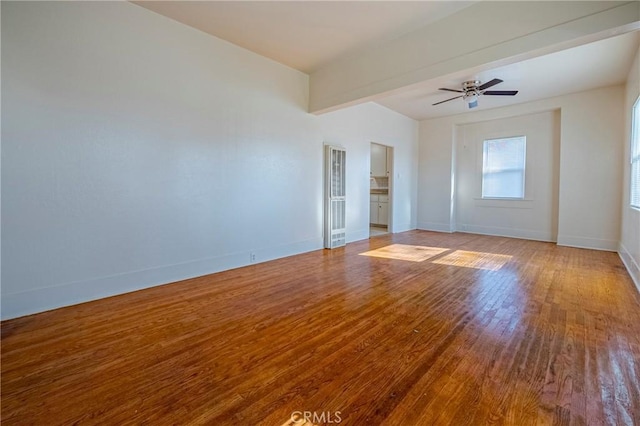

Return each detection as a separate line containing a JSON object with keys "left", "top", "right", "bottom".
{"left": 631, "top": 96, "right": 640, "bottom": 210}
{"left": 481, "top": 135, "right": 527, "bottom": 200}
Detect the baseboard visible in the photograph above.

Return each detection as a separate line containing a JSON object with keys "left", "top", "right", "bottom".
{"left": 392, "top": 222, "right": 416, "bottom": 234}
{"left": 347, "top": 228, "right": 371, "bottom": 243}
{"left": 417, "top": 222, "right": 454, "bottom": 233}
{"left": 619, "top": 242, "right": 640, "bottom": 294}
{"left": 1, "top": 237, "right": 323, "bottom": 320}
{"left": 556, "top": 235, "right": 618, "bottom": 252}
{"left": 458, "top": 224, "right": 556, "bottom": 242}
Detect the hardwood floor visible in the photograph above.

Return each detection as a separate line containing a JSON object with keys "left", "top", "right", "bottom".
{"left": 2, "top": 231, "right": 640, "bottom": 425}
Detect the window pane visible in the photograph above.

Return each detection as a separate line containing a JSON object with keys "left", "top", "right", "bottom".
{"left": 482, "top": 136, "right": 526, "bottom": 199}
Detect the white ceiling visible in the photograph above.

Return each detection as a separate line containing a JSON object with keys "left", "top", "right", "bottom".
{"left": 132, "top": 1, "right": 639, "bottom": 121}
{"left": 377, "top": 31, "right": 640, "bottom": 120}
{"left": 133, "top": 1, "right": 475, "bottom": 73}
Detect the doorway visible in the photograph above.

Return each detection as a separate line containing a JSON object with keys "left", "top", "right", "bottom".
{"left": 369, "top": 142, "right": 393, "bottom": 237}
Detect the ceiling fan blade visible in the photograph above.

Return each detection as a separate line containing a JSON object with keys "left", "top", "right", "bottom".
{"left": 438, "top": 88, "right": 464, "bottom": 93}
{"left": 468, "top": 100, "right": 478, "bottom": 109}
{"left": 483, "top": 90, "right": 519, "bottom": 96}
{"left": 433, "top": 95, "right": 463, "bottom": 106}
{"left": 478, "top": 78, "right": 503, "bottom": 90}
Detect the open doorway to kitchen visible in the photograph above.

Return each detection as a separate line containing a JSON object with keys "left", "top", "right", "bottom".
{"left": 370, "top": 142, "right": 393, "bottom": 237}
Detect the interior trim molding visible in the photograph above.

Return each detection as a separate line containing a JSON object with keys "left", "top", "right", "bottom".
{"left": 556, "top": 235, "right": 618, "bottom": 252}
{"left": 417, "top": 222, "right": 454, "bottom": 233}
{"left": 1, "top": 237, "right": 323, "bottom": 320}
{"left": 393, "top": 222, "right": 416, "bottom": 234}
{"left": 619, "top": 242, "right": 640, "bottom": 294}
{"left": 347, "top": 228, "right": 371, "bottom": 243}
{"left": 458, "top": 224, "right": 556, "bottom": 243}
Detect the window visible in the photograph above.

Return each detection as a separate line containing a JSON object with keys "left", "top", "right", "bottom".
{"left": 482, "top": 136, "right": 526, "bottom": 199}
{"left": 631, "top": 96, "right": 640, "bottom": 209}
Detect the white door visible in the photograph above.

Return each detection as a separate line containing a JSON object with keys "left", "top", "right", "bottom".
{"left": 370, "top": 143, "right": 387, "bottom": 177}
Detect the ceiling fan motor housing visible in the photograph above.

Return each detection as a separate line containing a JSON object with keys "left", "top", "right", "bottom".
{"left": 462, "top": 80, "right": 480, "bottom": 105}
{"left": 462, "top": 80, "right": 480, "bottom": 91}
{"left": 462, "top": 80, "right": 481, "bottom": 97}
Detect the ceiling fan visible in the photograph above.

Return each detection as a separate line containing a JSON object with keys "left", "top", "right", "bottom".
{"left": 433, "top": 78, "right": 518, "bottom": 109}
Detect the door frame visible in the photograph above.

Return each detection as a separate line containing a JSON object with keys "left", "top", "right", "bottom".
{"left": 369, "top": 142, "right": 393, "bottom": 235}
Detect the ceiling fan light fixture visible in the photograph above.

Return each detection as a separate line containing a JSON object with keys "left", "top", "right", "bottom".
{"left": 463, "top": 92, "right": 478, "bottom": 104}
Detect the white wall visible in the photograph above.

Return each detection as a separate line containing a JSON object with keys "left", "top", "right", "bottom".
{"left": 620, "top": 45, "right": 640, "bottom": 290}
{"left": 455, "top": 111, "right": 560, "bottom": 241}
{"left": 1, "top": 2, "right": 418, "bottom": 319}
{"left": 418, "top": 85, "right": 624, "bottom": 251}
{"left": 417, "top": 119, "right": 456, "bottom": 232}
{"left": 317, "top": 105, "right": 418, "bottom": 239}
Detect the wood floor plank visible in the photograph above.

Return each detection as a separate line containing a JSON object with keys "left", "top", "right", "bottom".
{"left": 2, "top": 231, "right": 640, "bottom": 425}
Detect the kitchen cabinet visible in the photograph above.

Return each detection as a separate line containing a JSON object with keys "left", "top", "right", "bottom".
{"left": 370, "top": 194, "right": 389, "bottom": 226}
{"left": 378, "top": 200, "right": 389, "bottom": 225}
{"left": 371, "top": 143, "right": 389, "bottom": 177}
{"left": 370, "top": 201, "right": 378, "bottom": 224}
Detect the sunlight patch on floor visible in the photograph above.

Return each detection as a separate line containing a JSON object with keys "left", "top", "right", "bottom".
{"left": 432, "top": 250, "right": 512, "bottom": 271}
{"left": 359, "top": 244, "right": 449, "bottom": 262}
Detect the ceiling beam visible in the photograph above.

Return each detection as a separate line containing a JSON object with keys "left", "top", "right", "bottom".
{"left": 309, "top": 1, "right": 640, "bottom": 115}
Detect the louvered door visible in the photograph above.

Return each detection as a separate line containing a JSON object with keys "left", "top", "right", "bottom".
{"left": 324, "top": 145, "right": 346, "bottom": 249}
